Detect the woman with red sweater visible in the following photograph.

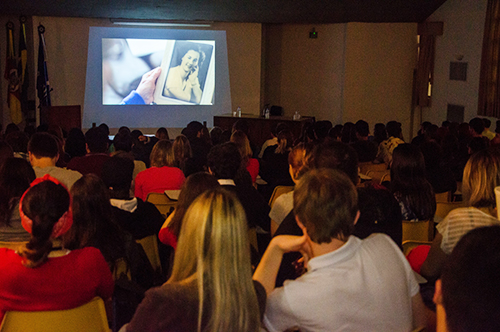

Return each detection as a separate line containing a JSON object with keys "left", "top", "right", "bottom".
{"left": 135, "top": 140, "right": 185, "bottom": 201}
{"left": 0, "top": 175, "right": 114, "bottom": 322}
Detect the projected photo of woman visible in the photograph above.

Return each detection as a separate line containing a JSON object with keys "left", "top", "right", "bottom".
{"left": 162, "top": 41, "right": 213, "bottom": 104}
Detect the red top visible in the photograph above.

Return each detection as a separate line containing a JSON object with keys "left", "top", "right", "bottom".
{"left": 135, "top": 166, "right": 185, "bottom": 201}
{"left": 246, "top": 158, "right": 260, "bottom": 183}
{"left": 66, "top": 153, "right": 110, "bottom": 177}
{"left": 0, "top": 247, "right": 114, "bottom": 321}
{"left": 158, "top": 227, "right": 178, "bottom": 249}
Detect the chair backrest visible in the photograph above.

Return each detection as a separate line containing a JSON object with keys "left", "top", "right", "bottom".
{"left": 0, "top": 297, "right": 109, "bottom": 332}
{"left": 435, "top": 201, "right": 466, "bottom": 221}
{"left": 145, "top": 192, "right": 177, "bottom": 218}
{"left": 268, "top": 185, "right": 294, "bottom": 208}
{"left": 402, "top": 220, "right": 434, "bottom": 243}
{"left": 0, "top": 241, "right": 28, "bottom": 250}
{"left": 402, "top": 240, "right": 432, "bottom": 256}
{"left": 435, "top": 191, "right": 452, "bottom": 203}
{"left": 136, "top": 235, "right": 162, "bottom": 274}
{"left": 359, "top": 162, "right": 387, "bottom": 175}
{"left": 365, "top": 170, "right": 390, "bottom": 184}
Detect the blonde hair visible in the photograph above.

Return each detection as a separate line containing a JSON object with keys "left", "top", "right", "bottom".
{"left": 168, "top": 188, "right": 260, "bottom": 332}
{"left": 463, "top": 149, "right": 500, "bottom": 211}
{"left": 150, "top": 139, "right": 175, "bottom": 167}
{"left": 230, "top": 130, "right": 252, "bottom": 164}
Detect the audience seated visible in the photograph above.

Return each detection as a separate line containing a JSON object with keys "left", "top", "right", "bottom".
{"left": 260, "top": 129, "right": 294, "bottom": 189}
{"left": 155, "top": 127, "right": 169, "bottom": 141}
{"left": 172, "top": 134, "right": 196, "bottom": 177}
{"left": 390, "top": 144, "right": 436, "bottom": 221}
{"left": 421, "top": 148, "right": 500, "bottom": 280}
{"left": 123, "top": 188, "right": 266, "bottom": 332}
{"left": 273, "top": 140, "right": 403, "bottom": 286}
{"left": 269, "top": 143, "right": 311, "bottom": 235}
{"left": 67, "top": 127, "right": 110, "bottom": 177}
{"left": 253, "top": 169, "right": 426, "bottom": 332}
{"left": 134, "top": 140, "right": 185, "bottom": 201}
{"left": 375, "top": 120, "right": 404, "bottom": 165}
{"left": 63, "top": 174, "right": 155, "bottom": 289}
{"left": 158, "top": 172, "right": 219, "bottom": 249}
{"left": 111, "top": 131, "right": 147, "bottom": 183}
{"left": 0, "top": 158, "right": 36, "bottom": 242}
{"left": 4, "top": 131, "right": 29, "bottom": 161}
{"left": 102, "top": 156, "right": 164, "bottom": 240}
{"left": 231, "top": 130, "right": 260, "bottom": 183}
{"left": 28, "top": 132, "right": 82, "bottom": 189}
{"left": 0, "top": 176, "right": 114, "bottom": 321}
{"left": 182, "top": 121, "right": 211, "bottom": 174}
{"left": 258, "top": 123, "right": 286, "bottom": 158}
{"left": 421, "top": 140, "right": 457, "bottom": 195}
{"left": 372, "top": 122, "right": 388, "bottom": 145}
{"left": 351, "top": 120, "right": 377, "bottom": 162}
{"left": 0, "top": 141, "right": 14, "bottom": 168}
{"left": 434, "top": 225, "right": 500, "bottom": 332}
{"left": 207, "top": 142, "right": 270, "bottom": 232}
{"left": 64, "top": 128, "right": 87, "bottom": 161}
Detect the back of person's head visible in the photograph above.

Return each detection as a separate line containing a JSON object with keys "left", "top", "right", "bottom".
{"left": 85, "top": 127, "right": 109, "bottom": 153}
{"left": 156, "top": 127, "right": 170, "bottom": 141}
{"left": 168, "top": 172, "right": 219, "bottom": 239}
{"left": 219, "top": 130, "right": 231, "bottom": 144}
{"left": 0, "top": 158, "right": 36, "bottom": 226}
{"left": 64, "top": 128, "right": 87, "bottom": 158}
{"left": 113, "top": 130, "right": 133, "bottom": 152}
{"left": 207, "top": 142, "right": 241, "bottom": 180}
{"left": 386, "top": 120, "right": 402, "bottom": 138}
{"left": 173, "top": 135, "right": 192, "bottom": 170}
{"left": 184, "top": 121, "right": 204, "bottom": 140}
{"left": 469, "top": 117, "right": 485, "bottom": 135}
{"left": 482, "top": 118, "right": 492, "bottom": 129}
{"left": 28, "top": 132, "right": 59, "bottom": 159}
{"left": 231, "top": 119, "right": 250, "bottom": 137}
{"left": 328, "top": 124, "right": 343, "bottom": 141}
{"left": 275, "top": 129, "right": 294, "bottom": 154}
{"left": 101, "top": 156, "right": 134, "bottom": 199}
{"left": 150, "top": 139, "right": 175, "bottom": 167}
{"left": 355, "top": 120, "right": 370, "bottom": 137}
{"left": 230, "top": 130, "right": 252, "bottom": 163}
{"left": 209, "top": 126, "right": 223, "bottom": 146}
{"left": 420, "top": 141, "right": 443, "bottom": 169}
{"left": 373, "top": 123, "right": 388, "bottom": 143}
{"left": 294, "top": 168, "right": 358, "bottom": 243}
{"left": 5, "top": 123, "right": 20, "bottom": 136}
{"left": 288, "top": 142, "right": 314, "bottom": 181}
{"left": 463, "top": 148, "right": 500, "bottom": 208}
{"left": 24, "top": 125, "right": 36, "bottom": 138}
{"left": 98, "top": 123, "right": 110, "bottom": 136}
{"left": 5, "top": 131, "right": 29, "bottom": 153}
{"left": 341, "top": 122, "right": 355, "bottom": 143}
{"left": 441, "top": 120, "right": 451, "bottom": 128}
{"left": 63, "top": 174, "right": 123, "bottom": 262}
{"left": 391, "top": 144, "right": 436, "bottom": 220}
{"left": 170, "top": 188, "right": 260, "bottom": 332}
{"left": 311, "top": 140, "right": 359, "bottom": 185}
{"left": 439, "top": 225, "right": 500, "bottom": 332}
{"left": 273, "top": 122, "right": 289, "bottom": 137}
{"left": 18, "top": 177, "right": 71, "bottom": 268}
{"left": 314, "top": 121, "right": 333, "bottom": 141}
{"left": 467, "top": 136, "right": 489, "bottom": 155}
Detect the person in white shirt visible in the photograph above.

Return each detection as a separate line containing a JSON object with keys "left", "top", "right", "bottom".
{"left": 254, "top": 168, "right": 427, "bottom": 332}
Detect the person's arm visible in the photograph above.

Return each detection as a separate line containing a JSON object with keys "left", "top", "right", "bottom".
{"left": 135, "top": 67, "right": 161, "bottom": 104}
{"left": 412, "top": 293, "right": 428, "bottom": 330}
{"left": 253, "top": 234, "right": 310, "bottom": 295}
{"left": 420, "top": 232, "right": 447, "bottom": 280}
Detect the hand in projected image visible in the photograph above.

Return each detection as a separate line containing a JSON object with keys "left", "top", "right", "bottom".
{"left": 135, "top": 67, "right": 162, "bottom": 104}
{"left": 188, "top": 65, "right": 200, "bottom": 87}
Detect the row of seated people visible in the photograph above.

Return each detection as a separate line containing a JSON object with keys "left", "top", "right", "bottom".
{"left": 1, "top": 117, "right": 500, "bottom": 331}
{"left": 1, "top": 156, "right": 499, "bottom": 331}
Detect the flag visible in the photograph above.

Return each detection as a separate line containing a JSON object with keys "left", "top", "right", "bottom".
{"left": 4, "top": 21, "right": 22, "bottom": 124}
{"left": 18, "top": 16, "right": 29, "bottom": 117}
{"left": 37, "top": 24, "right": 51, "bottom": 108}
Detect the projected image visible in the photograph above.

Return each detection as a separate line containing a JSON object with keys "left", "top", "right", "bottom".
{"left": 102, "top": 38, "right": 214, "bottom": 105}
{"left": 155, "top": 41, "right": 215, "bottom": 105}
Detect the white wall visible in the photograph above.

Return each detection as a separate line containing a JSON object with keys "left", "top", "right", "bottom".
{"left": 425, "top": 0, "right": 488, "bottom": 124}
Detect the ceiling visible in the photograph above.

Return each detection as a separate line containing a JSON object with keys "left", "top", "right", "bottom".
{"left": 2, "top": 0, "right": 447, "bottom": 24}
